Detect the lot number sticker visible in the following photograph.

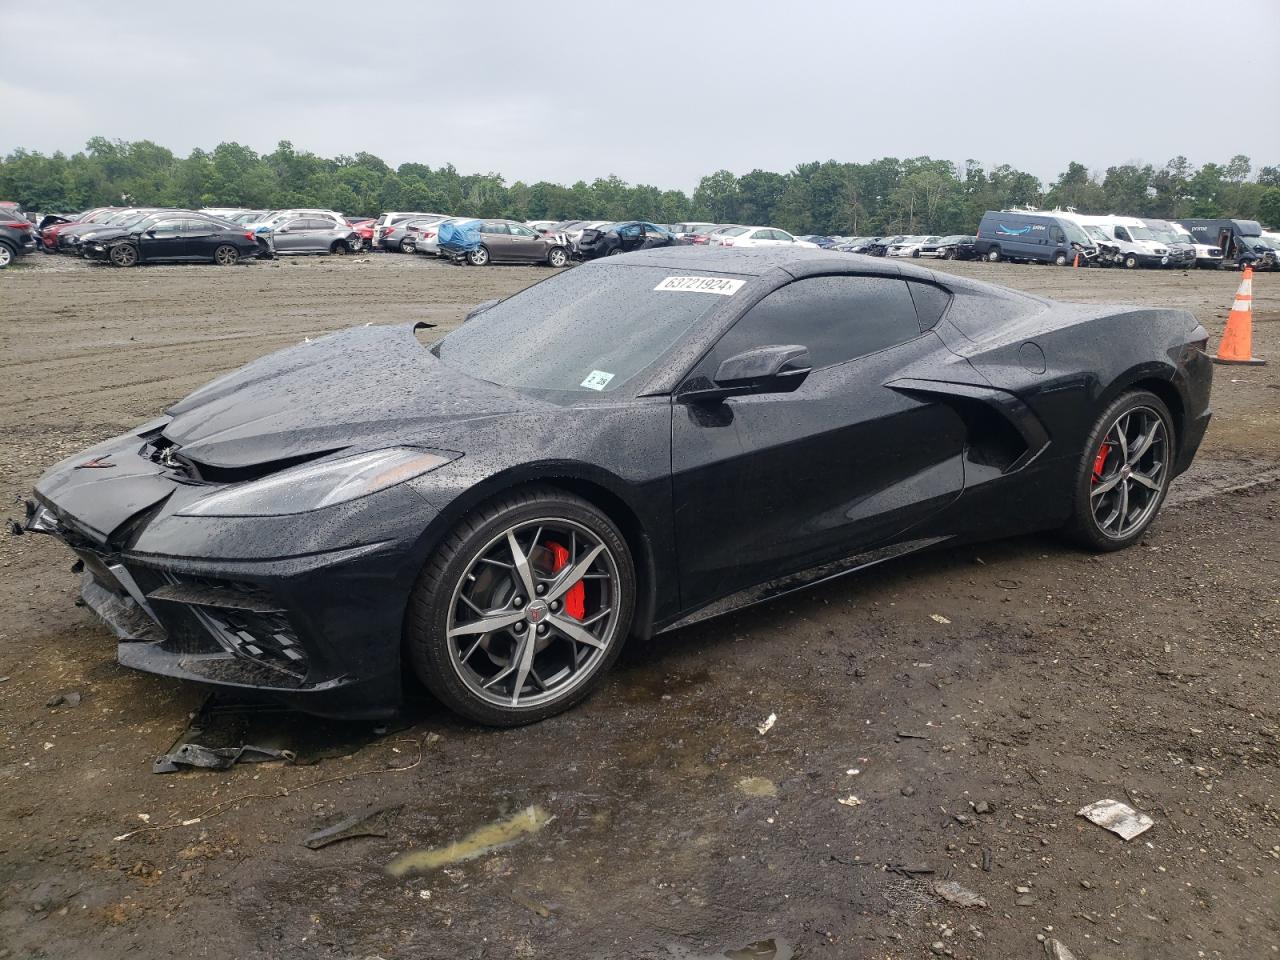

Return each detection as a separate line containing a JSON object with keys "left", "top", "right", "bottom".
{"left": 580, "top": 370, "right": 615, "bottom": 391}
{"left": 654, "top": 276, "right": 745, "bottom": 296}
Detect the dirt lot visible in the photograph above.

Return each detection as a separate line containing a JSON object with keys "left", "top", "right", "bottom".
{"left": 0, "top": 253, "right": 1277, "bottom": 960}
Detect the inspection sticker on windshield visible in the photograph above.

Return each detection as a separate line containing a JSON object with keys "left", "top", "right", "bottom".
{"left": 580, "top": 370, "right": 614, "bottom": 391}
{"left": 654, "top": 276, "right": 745, "bottom": 296}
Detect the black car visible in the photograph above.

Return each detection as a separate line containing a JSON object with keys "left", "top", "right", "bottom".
{"left": 26, "top": 248, "right": 1212, "bottom": 726}
{"left": 925, "top": 235, "right": 979, "bottom": 261}
{"left": 576, "top": 221, "right": 690, "bottom": 260}
{"left": 864, "top": 235, "right": 905, "bottom": 257}
{"left": 83, "top": 213, "right": 268, "bottom": 266}
{"left": 0, "top": 208, "right": 37, "bottom": 267}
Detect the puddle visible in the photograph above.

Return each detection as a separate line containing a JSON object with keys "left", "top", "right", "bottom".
{"left": 386, "top": 805, "right": 553, "bottom": 877}
{"left": 736, "top": 777, "right": 777, "bottom": 798}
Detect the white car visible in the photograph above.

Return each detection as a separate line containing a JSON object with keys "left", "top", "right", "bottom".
{"left": 708, "top": 226, "right": 818, "bottom": 248}
{"left": 887, "top": 236, "right": 940, "bottom": 257}
{"left": 413, "top": 216, "right": 470, "bottom": 256}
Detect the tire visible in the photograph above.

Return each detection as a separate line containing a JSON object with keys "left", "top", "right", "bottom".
{"left": 331, "top": 241, "right": 350, "bottom": 256}
{"left": 606, "top": 248, "right": 623, "bottom": 256}
{"left": 109, "top": 243, "right": 139, "bottom": 267}
{"left": 0, "top": 243, "right": 13, "bottom": 268}
{"left": 399, "top": 239, "right": 414, "bottom": 254}
{"left": 1053, "top": 251, "right": 1070, "bottom": 267}
{"left": 466, "top": 245, "right": 490, "bottom": 266}
{"left": 212, "top": 244, "right": 239, "bottom": 266}
{"left": 986, "top": 247, "right": 1001, "bottom": 263}
{"left": 943, "top": 249, "right": 956, "bottom": 260}
{"left": 911, "top": 249, "right": 921, "bottom": 258}
{"left": 1123, "top": 254, "right": 1139, "bottom": 269}
{"left": 406, "top": 486, "right": 636, "bottom": 726}
{"left": 547, "top": 246, "right": 569, "bottom": 268}
{"left": 1063, "top": 390, "right": 1175, "bottom": 552}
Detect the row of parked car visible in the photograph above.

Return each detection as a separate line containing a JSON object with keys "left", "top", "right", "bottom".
{"left": 7, "top": 200, "right": 1276, "bottom": 273}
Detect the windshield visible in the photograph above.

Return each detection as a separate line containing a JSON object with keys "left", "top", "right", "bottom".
{"left": 1127, "top": 226, "right": 1159, "bottom": 241}
{"left": 433, "top": 264, "right": 746, "bottom": 396}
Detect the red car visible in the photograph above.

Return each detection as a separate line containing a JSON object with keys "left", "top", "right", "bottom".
{"left": 41, "top": 207, "right": 115, "bottom": 250}
{"left": 349, "top": 218, "right": 376, "bottom": 245}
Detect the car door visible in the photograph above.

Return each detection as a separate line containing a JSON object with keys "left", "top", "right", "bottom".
{"left": 771, "top": 229, "right": 797, "bottom": 245}
{"left": 184, "top": 218, "right": 221, "bottom": 260}
{"left": 272, "top": 218, "right": 309, "bottom": 254}
{"left": 137, "top": 218, "right": 187, "bottom": 260}
{"left": 505, "top": 222, "right": 544, "bottom": 262}
{"left": 479, "top": 222, "right": 513, "bottom": 260}
{"left": 670, "top": 274, "right": 967, "bottom": 609}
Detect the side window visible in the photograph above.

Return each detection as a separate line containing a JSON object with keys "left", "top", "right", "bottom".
{"left": 906, "top": 281, "right": 952, "bottom": 330}
{"left": 704, "top": 276, "right": 923, "bottom": 373}
{"left": 480, "top": 222, "right": 508, "bottom": 235}
{"left": 283, "top": 219, "right": 307, "bottom": 231}
{"left": 1114, "top": 226, "right": 1131, "bottom": 242}
{"left": 1050, "top": 226, "right": 1065, "bottom": 243}
{"left": 509, "top": 224, "right": 537, "bottom": 238}
{"left": 618, "top": 223, "right": 641, "bottom": 238}
{"left": 151, "top": 219, "right": 183, "bottom": 234}
{"left": 750, "top": 230, "right": 771, "bottom": 240}
{"left": 307, "top": 219, "right": 332, "bottom": 231}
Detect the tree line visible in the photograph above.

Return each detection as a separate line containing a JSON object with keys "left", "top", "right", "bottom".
{"left": 2, "top": 138, "right": 1277, "bottom": 235}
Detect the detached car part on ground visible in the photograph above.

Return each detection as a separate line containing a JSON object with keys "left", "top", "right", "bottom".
{"left": 85, "top": 213, "right": 269, "bottom": 267}
{"left": 575, "top": 221, "right": 691, "bottom": 260}
{"left": 438, "top": 219, "right": 571, "bottom": 267}
{"left": 27, "top": 248, "right": 1212, "bottom": 726}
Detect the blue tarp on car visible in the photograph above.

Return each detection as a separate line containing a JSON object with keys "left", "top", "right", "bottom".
{"left": 438, "top": 219, "right": 482, "bottom": 254}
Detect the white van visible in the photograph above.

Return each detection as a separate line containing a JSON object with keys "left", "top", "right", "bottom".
{"left": 1055, "top": 212, "right": 1172, "bottom": 268}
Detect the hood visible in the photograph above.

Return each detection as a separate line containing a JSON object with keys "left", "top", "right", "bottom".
{"left": 163, "top": 324, "right": 546, "bottom": 470}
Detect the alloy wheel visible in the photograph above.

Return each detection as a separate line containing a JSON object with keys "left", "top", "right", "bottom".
{"left": 446, "top": 518, "right": 621, "bottom": 709}
{"left": 111, "top": 244, "right": 138, "bottom": 267}
{"left": 1089, "top": 405, "right": 1169, "bottom": 539}
{"left": 0, "top": 245, "right": 11, "bottom": 267}
{"left": 213, "top": 245, "right": 238, "bottom": 266}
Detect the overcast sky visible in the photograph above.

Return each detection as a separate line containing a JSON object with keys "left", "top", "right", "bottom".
{"left": 2, "top": 2, "right": 1276, "bottom": 192}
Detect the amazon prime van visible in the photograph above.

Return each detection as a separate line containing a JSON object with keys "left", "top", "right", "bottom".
{"left": 1178, "top": 219, "right": 1265, "bottom": 268}
{"left": 974, "top": 211, "right": 1092, "bottom": 265}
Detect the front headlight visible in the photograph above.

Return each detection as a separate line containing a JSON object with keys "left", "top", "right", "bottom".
{"left": 177, "top": 447, "right": 459, "bottom": 517}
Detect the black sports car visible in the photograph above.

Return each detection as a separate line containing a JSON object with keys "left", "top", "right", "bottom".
{"left": 26, "top": 248, "right": 1212, "bottom": 725}
{"left": 82, "top": 213, "right": 268, "bottom": 266}
{"left": 576, "top": 221, "right": 689, "bottom": 260}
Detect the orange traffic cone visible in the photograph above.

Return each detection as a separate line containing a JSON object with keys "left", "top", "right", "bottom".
{"left": 1214, "top": 267, "right": 1265, "bottom": 366}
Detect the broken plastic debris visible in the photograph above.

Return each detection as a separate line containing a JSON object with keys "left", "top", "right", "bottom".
{"left": 1077, "top": 798, "right": 1153, "bottom": 840}
{"left": 1043, "top": 938, "right": 1079, "bottom": 960}
{"left": 837, "top": 795, "right": 863, "bottom": 807}
{"left": 930, "top": 879, "right": 988, "bottom": 908}
{"left": 756, "top": 713, "right": 777, "bottom": 735}
{"left": 929, "top": 614, "right": 951, "bottom": 624}
{"left": 153, "top": 742, "right": 295, "bottom": 774}
{"left": 386, "top": 805, "right": 553, "bottom": 877}
{"left": 737, "top": 777, "right": 777, "bottom": 798}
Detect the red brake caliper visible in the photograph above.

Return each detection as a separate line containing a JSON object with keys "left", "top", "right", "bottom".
{"left": 1092, "top": 441, "right": 1111, "bottom": 482}
{"left": 546, "top": 542, "right": 585, "bottom": 620}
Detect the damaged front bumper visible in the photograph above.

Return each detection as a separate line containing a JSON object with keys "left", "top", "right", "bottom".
{"left": 24, "top": 428, "right": 441, "bottom": 719}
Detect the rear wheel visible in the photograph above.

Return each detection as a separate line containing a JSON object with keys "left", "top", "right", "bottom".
{"left": 466, "top": 245, "right": 490, "bottom": 266}
{"left": 547, "top": 246, "right": 569, "bottom": 268}
{"left": 399, "top": 238, "right": 414, "bottom": 254}
{"left": 0, "top": 243, "right": 12, "bottom": 268}
{"left": 406, "top": 487, "right": 635, "bottom": 726}
{"left": 109, "top": 243, "right": 139, "bottom": 267}
{"left": 212, "top": 244, "right": 239, "bottom": 266}
{"left": 986, "top": 247, "right": 1001, "bottom": 263}
{"left": 1064, "top": 390, "right": 1174, "bottom": 551}
{"left": 330, "top": 241, "right": 350, "bottom": 256}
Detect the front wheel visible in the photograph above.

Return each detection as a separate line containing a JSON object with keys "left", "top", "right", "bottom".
{"left": 0, "top": 243, "right": 12, "bottom": 268}
{"left": 330, "top": 241, "right": 350, "bottom": 256}
{"left": 1053, "top": 251, "right": 1070, "bottom": 266}
{"left": 399, "top": 239, "right": 414, "bottom": 254}
{"left": 212, "top": 244, "right": 239, "bottom": 266}
{"left": 109, "top": 243, "right": 139, "bottom": 267}
{"left": 1064, "top": 391, "right": 1174, "bottom": 551}
{"left": 466, "top": 245, "right": 490, "bottom": 266}
{"left": 406, "top": 487, "right": 636, "bottom": 726}
{"left": 1123, "top": 254, "right": 1139, "bottom": 269}
{"left": 547, "top": 246, "right": 569, "bottom": 268}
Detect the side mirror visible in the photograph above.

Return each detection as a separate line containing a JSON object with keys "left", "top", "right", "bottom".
{"left": 276, "top": 227, "right": 288, "bottom": 234}
{"left": 145, "top": 230, "right": 157, "bottom": 237}
{"left": 680, "top": 344, "right": 812, "bottom": 403}
{"left": 464, "top": 298, "right": 501, "bottom": 322}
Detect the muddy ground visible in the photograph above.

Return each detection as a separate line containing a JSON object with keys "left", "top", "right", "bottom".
{"left": 0, "top": 253, "right": 1276, "bottom": 960}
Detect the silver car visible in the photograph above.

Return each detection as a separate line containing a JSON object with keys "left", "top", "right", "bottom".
{"left": 270, "top": 216, "right": 361, "bottom": 256}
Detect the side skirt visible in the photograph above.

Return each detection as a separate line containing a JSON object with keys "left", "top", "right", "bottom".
{"left": 656, "top": 536, "right": 951, "bottom": 634}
